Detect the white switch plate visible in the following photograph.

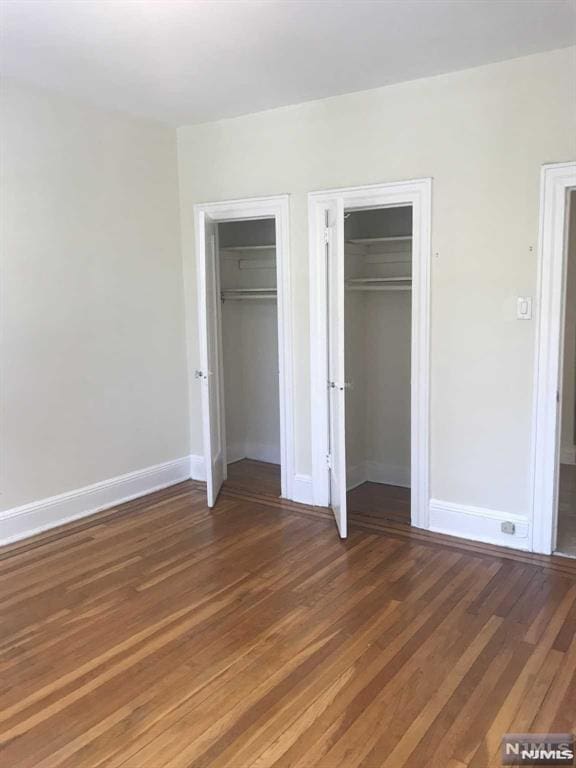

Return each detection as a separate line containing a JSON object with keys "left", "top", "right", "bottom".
{"left": 517, "top": 297, "right": 532, "bottom": 320}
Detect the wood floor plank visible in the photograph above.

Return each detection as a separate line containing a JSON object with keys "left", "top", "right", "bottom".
{"left": 1, "top": 477, "right": 576, "bottom": 767}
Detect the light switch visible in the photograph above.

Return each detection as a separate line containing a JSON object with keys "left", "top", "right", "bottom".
{"left": 517, "top": 297, "right": 532, "bottom": 320}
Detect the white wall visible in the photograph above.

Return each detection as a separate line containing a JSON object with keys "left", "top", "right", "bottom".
{"left": 365, "top": 292, "right": 411, "bottom": 486}
{"left": 178, "top": 47, "right": 576, "bottom": 521}
{"left": 220, "top": 246, "right": 280, "bottom": 465}
{"left": 1, "top": 80, "right": 189, "bottom": 514}
{"left": 239, "top": 302, "right": 280, "bottom": 463}
{"left": 345, "top": 289, "right": 411, "bottom": 490}
{"left": 561, "top": 190, "right": 576, "bottom": 464}
{"left": 222, "top": 301, "right": 280, "bottom": 464}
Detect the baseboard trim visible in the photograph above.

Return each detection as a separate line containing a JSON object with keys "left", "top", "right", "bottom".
{"left": 0, "top": 462, "right": 538, "bottom": 555}
{"left": 346, "top": 460, "right": 410, "bottom": 491}
{"left": 366, "top": 461, "right": 410, "bottom": 488}
{"left": 190, "top": 454, "right": 206, "bottom": 481}
{"left": 0, "top": 457, "right": 191, "bottom": 546}
{"left": 429, "top": 499, "right": 530, "bottom": 551}
{"left": 224, "top": 443, "right": 282, "bottom": 467}
{"left": 190, "top": 453, "right": 310, "bottom": 507}
{"left": 225, "top": 444, "right": 246, "bottom": 466}
{"left": 346, "top": 463, "right": 367, "bottom": 491}
{"left": 291, "top": 474, "right": 313, "bottom": 505}
{"left": 244, "top": 441, "right": 281, "bottom": 465}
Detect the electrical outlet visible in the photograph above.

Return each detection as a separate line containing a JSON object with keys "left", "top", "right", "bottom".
{"left": 501, "top": 521, "right": 516, "bottom": 535}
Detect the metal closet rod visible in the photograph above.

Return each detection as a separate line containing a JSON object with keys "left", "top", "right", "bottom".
{"left": 221, "top": 295, "right": 277, "bottom": 301}
{"left": 345, "top": 285, "right": 411, "bottom": 292}
{"left": 346, "top": 277, "right": 411, "bottom": 283}
{"left": 221, "top": 288, "right": 277, "bottom": 302}
{"left": 345, "top": 276, "right": 412, "bottom": 292}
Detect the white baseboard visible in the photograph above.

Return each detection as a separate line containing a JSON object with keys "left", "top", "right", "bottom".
{"left": 346, "top": 460, "right": 410, "bottom": 490}
{"left": 191, "top": 452, "right": 310, "bottom": 506}
{"left": 429, "top": 499, "right": 530, "bottom": 551}
{"left": 366, "top": 461, "right": 410, "bottom": 488}
{"left": 244, "top": 441, "right": 281, "bottom": 464}
{"left": 225, "top": 443, "right": 281, "bottom": 466}
{"left": 291, "top": 474, "right": 313, "bottom": 505}
{"left": 346, "top": 463, "right": 367, "bottom": 491}
{"left": 0, "top": 457, "right": 192, "bottom": 547}
{"left": 0, "top": 450, "right": 311, "bottom": 546}
{"left": 190, "top": 454, "right": 206, "bottom": 481}
{"left": 225, "top": 443, "right": 246, "bottom": 465}
{"left": 0, "top": 455, "right": 537, "bottom": 555}
{"left": 560, "top": 445, "right": 576, "bottom": 465}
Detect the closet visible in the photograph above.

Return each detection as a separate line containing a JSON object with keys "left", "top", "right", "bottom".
{"left": 556, "top": 189, "right": 576, "bottom": 557}
{"left": 217, "top": 218, "right": 281, "bottom": 496}
{"left": 344, "top": 206, "right": 412, "bottom": 524}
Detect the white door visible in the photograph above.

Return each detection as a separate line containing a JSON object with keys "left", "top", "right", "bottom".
{"left": 198, "top": 213, "right": 225, "bottom": 507}
{"left": 325, "top": 199, "right": 348, "bottom": 537}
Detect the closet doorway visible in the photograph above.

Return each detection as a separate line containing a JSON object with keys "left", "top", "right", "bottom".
{"left": 557, "top": 188, "right": 576, "bottom": 556}
{"left": 532, "top": 162, "right": 576, "bottom": 555}
{"left": 194, "top": 196, "right": 294, "bottom": 507}
{"left": 309, "top": 180, "right": 432, "bottom": 537}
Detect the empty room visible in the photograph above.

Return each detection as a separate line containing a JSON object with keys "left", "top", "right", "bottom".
{"left": 1, "top": 1, "right": 576, "bottom": 766}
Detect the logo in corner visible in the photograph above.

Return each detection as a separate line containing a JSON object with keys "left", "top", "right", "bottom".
{"left": 501, "top": 734, "right": 575, "bottom": 765}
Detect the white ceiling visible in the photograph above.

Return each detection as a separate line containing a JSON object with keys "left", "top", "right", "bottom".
{"left": 1, "top": 0, "right": 575, "bottom": 126}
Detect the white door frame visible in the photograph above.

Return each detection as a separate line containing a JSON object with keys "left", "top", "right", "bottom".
{"left": 193, "top": 194, "right": 294, "bottom": 500}
{"left": 531, "top": 162, "right": 576, "bottom": 555}
{"left": 309, "top": 178, "right": 432, "bottom": 529}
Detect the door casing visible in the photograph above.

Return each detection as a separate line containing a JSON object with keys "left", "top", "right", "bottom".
{"left": 193, "top": 195, "right": 294, "bottom": 501}
{"left": 308, "top": 179, "right": 432, "bottom": 530}
{"left": 531, "top": 162, "right": 576, "bottom": 554}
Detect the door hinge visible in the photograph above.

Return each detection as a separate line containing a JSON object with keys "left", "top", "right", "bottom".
{"left": 323, "top": 227, "right": 330, "bottom": 244}
{"left": 326, "top": 453, "right": 332, "bottom": 469}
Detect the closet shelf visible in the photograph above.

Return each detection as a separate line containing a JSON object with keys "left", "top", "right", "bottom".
{"left": 345, "top": 276, "right": 412, "bottom": 292}
{"left": 346, "top": 285, "right": 412, "bottom": 292}
{"left": 238, "top": 258, "right": 276, "bottom": 270}
{"left": 220, "top": 244, "right": 276, "bottom": 252}
{"left": 346, "top": 236, "right": 412, "bottom": 244}
{"left": 346, "top": 277, "right": 411, "bottom": 284}
{"left": 221, "top": 288, "right": 277, "bottom": 301}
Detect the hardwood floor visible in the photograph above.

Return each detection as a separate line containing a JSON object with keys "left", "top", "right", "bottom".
{"left": 2, "top": 481, "right": 576, "bottom": 768}
{"left": 348, "top": 481, "right": 411, "bottom": 528}
{"left": 225, "top": 459, "right": 281, "bottom": 499}
{"left": 224, "top": 463, "right": 412, "bottom": 531}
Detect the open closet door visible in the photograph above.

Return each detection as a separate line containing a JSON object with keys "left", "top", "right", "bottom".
{"left": 325, "top": 199, "right": 348, "bottom": 537}
{"left": 198, "top": 213, "right": 225, "bottom": 507}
